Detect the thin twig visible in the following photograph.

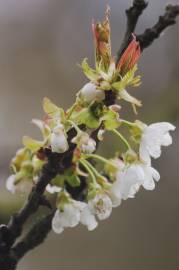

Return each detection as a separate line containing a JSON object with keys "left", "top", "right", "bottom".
{"left": 137, "top": 4, "right": 179, "bottom": 50}
{"left": 12, "top": 212, "right": 55, "bottom": 261}
{"left": 117, "top": 0, "right": 148, "bottom": 62}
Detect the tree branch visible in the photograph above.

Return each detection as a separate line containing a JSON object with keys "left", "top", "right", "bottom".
{"left": 137, "top": 4, "right": 179, "bottom": 50}
{"left": 0, "top": 2, "right": 179, "bottom": 270}
{"left": 12, "top": 211, "right": 55, "bottom": 261}
{"left": 117, "top": 0, "right": 148, "bottom": 62}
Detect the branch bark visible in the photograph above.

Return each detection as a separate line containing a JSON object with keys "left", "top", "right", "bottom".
{"left": 137, "top": 5, "right": 179, "bottom": 50}
{"left": 117, "top": 0, "right": 148, "bottom": 62}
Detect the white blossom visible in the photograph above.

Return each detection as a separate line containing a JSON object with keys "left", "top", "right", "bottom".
{"left": 51, "top": 124, "right": 69, "bottom": 153}
{"left": 52, "top": 200, "right": 85, "bottom": 234}
{"left": 81, "top": 82, "right": 105, "bottom": 103}
{"left": 88, "top": 193, "right": 113, "bottom": 220}
{"left": 109, "top": 161, "right": 160, "bottom": 202}
{"left": 72, "top": 132, "right": 96, "bottom": 154}
{"left": 139, "top": 122, "right": 175, "bottom": 163}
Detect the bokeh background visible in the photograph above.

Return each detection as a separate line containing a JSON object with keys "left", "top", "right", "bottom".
{"left": 0, "top": 0, "right": 179, "bottom": 269}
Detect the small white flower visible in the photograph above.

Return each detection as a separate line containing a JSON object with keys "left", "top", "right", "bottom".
{"left": 110, "top": 164, "right": 143, "bottom": 201}
{"left": 81, "top": 137, "right": 96, "bottom": 154}
{"left": 81, "top": 82, "right": 105, "bottom": 103}
{"left": 110, "top": 161, "right": 160, "bottom": 202}
{"left": 52, "top": 200, "right": 85, "bottom": 234}
{"left": 46, "top": 184, "right": 62, "bottom": 194}
{"left": 80, "top": 205, "right": 98, "bottom": 231}
{"left": 139, "top": 122, "right": 176, "bottom": 163}
{"left": 51, "top": 124, "right": 69, "bottom": 153}
{"left": 72, "top": 132, "right": 96, "bottom": 154}
{"left": 88, "top": 193, "right": 113, "bottom": 220}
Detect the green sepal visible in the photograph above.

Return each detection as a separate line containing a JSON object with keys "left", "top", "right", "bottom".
{"left": 102, "top": 108, "right": 120, "bottom": 130}
{"left": 70, "top": 106, "right": 101, "bottom": 129}
{"left": 43, "top": 97, "right": 65, "bottom": 122}
{"left": 65, "top": 168, "right": 81, "bottom": 187}
{"left": 51, "top": 174, "right": 65, "bottom": 187}
{"left": 81, "top": 58, "right": 99, "bottom": 81}
{"left": 23, "top": 136, "right": 44, "bottom": 152}
{"left": 112, "top": 65, "right": 141, "bottom": 92}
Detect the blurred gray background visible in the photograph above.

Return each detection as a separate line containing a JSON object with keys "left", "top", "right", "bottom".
{"left": 0, "top": 0, "right": 179, "bottom": 269}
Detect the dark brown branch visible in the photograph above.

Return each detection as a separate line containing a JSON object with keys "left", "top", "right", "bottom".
{"left": 12, "top": 212, "right": 55, "bottom": 261}
{"left": 137, "top": 4, "right": 179, "bottom": 50}
{"left": 117, "top": 0, "right": 148, "bottom": 62}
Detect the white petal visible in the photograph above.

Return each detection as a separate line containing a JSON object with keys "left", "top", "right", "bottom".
{"left": 139, "top": 141, "right": 151, "bottom": 164}
{"left": 149, "top": 122, "right": 175, "bottom": 133}
{"left": 119, "top": 89, "right": 141, "bottom": 107}
{"left": 51, "top": 131, "right": 69, "bottom": 153}
{"left": 52, "top": 210, "right": 64, "bottom": 234}
{"left": 46, "top": 184, "right": 62, "bottom": 194}
{"left": 81, "top": 138, "right": 96, "bottom": 154}
{"left": 80, "top": 206, "right": 98, "bottom": 231}
{"left": 6, "top": 175, "right": 16, "bottom": 193}
{"left": 162, "top": 133, "right": 172, "bottom": 146}
{"left": 81, "top": 82, "right": 104, "bottom": 102}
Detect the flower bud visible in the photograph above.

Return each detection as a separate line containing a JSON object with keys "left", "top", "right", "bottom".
{"left": 51, "top": 124, "right": 69, "bottom": 153}
{"left": 81, "top": 82, "right": 105, "bottom": 103}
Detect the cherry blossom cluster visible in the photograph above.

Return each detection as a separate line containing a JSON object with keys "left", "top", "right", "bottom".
{"left": 6, "top": 8, "right": 175, "bottom": 234}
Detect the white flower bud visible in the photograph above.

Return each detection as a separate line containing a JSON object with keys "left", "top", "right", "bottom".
{"left": 81, "top": 82, "right": 105, "bottom": 103}
{"left": 51, "top": 124, "right": 69, "bottom": 153}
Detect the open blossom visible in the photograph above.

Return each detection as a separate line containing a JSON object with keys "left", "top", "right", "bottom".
{"left": 52, "top": 200, "right": 97, "bottom": 234}
{"left": 52, "top": 201, "right": 85, "bottom": 234}
{"left": 139, "top": 122, "right": 176, "bottom": 163}
{"left": 109, "top": 161, "right": 160, "bottom": 202}
{"left": 88, "top": 193, "right": 113, "bottom": 220}
{"left": 80, "top": 82, "right": 105, "bottom": 103}
{"left": 72, "top": 131, "right": 96, "bottom": 154}
{"left": 50, "top": 124, "right": 69, "bottom": 153}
